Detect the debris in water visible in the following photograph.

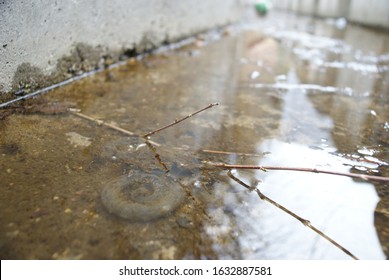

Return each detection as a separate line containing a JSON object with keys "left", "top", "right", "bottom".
{"left": 65, "top": 132, "right": 92, "bottom": 147}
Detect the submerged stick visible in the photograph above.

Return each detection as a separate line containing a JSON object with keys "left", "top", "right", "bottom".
{"left": 144, "top": 140, "right": 170, "bottom": 172}
{"left": 226, "top": 170, "right": 359, "bottom": 260}
{"left": 209, "top": 162, "right": 389, "bottom": 183}
{"left": 69, "top": 109, "right": 135, "bottom": 136}
{"left": 201, "top": 149, "right": 267, "bottom": 157}
{"left": 69, "top": 109, "right": 160, "bottom": 146}
{"left": 143, "top": 103, "right": 219, "bottom": 138}
{"left": 70, "top": 108, "right": 170, "bottom": 172}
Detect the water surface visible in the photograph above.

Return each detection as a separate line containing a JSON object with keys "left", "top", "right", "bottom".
{"left": 1, "top": 11, "right": 388, "bottom": 259}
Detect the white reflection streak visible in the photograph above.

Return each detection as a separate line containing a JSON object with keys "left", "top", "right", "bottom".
{"left": 315, "top": 60, "right": 389, "bottom": 73}
{"left": 257, "top": 140, "right": 384, "bottom": 259}
{"left": 251, "top": 83, "right": 355, "bottom": 96}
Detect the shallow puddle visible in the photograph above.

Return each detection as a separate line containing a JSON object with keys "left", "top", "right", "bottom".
{"left": 1, "top": 11, "right": 388, "bottom": 259}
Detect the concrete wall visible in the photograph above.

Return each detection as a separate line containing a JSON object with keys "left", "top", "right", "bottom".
{"left": 272, "top": 0, "right": 389, "bottom": 29}
{"left": 0, "top": 0, "right": 245, "bottom": 103}
{"left": 316, "top": 0, "right": 349, "bottom": 18}
{"left": 298, "top": 0, "right": 317, "bottom": 15}
{"left": 348, "top": 0, "right": 389, "bottom": 28}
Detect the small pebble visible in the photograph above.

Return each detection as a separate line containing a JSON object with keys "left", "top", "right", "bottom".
{"left": 64, "top": 208, "right": 72, "bottom": 214}
{"left": 176, "top": 216, "right": 193, "bottom": 228}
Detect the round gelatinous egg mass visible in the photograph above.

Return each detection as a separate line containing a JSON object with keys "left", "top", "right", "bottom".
{"left": 101, "top": 171, "right": 186, "bottom": 221}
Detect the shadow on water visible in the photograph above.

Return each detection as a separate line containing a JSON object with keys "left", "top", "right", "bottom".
{"left": 0, "top": 10, "right": 388, "bottom": 259}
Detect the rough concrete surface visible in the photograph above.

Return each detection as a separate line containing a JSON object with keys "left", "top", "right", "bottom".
{"left": 273, "top": 0, "right": 389, "bottom": 29}
{"left": 0, "top": 0, "right": 245, "bottom": 102}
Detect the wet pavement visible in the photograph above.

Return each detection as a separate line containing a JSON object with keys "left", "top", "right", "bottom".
{"left": 1, "top": 10, "right": 388, "bottom": 260}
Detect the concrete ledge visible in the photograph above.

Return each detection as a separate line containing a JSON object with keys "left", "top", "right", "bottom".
{"left": 348, "top": 0, "right": 389, "bottom": 29}
{"left": 272, "top": 0, "right": 389, "bottom": 29}
{"left": 0, "top": 0, "right": 245, "bottom": 103}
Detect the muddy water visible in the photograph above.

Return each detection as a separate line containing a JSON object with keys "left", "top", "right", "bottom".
{"left": 1, "top": 11, "right": 388, "bottom": 259}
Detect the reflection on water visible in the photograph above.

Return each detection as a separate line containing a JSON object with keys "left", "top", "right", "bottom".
{"left": 233, "top": 139, "right": 383, "bottom": 259}
{"left": 205, "top": 11, "right": 388, "bottom": 259}
{"left": 0, "top": 11, "right": 388, "bottom": 259}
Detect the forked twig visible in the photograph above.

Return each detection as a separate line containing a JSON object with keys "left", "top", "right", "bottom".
{"left": 209, "top": 162, "right": 389, "bottom": 183}
{"left": 70, "top": 103, "right": 370, "bottom": 259}
{"left": 69, "top": 108, "right": 171, "bottom": 172}
{"left": 143, "top": 103, "right": 219, "bottom": 138}
{"left": 226, "top": 170, "right": 359, "bottom": 260}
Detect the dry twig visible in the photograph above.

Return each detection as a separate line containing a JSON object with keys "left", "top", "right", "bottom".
{"left": 69, "top": 109, "right": 160, "bottom": 146}
{"left": 144, "top": 140, "right": 170, "bottom": 172}
{"left": 143, "top": 103, "right": 219, "bottom": 138}
{"left": 69, "top": 109, "right": 135, "bottom": 136}
{"left": 209, "top": 162, "right": 389, "bottom": 183}
{"left": 200, "top": 149, "right": 267, "bottom": 157}
{"left": 226, "top": 170, "right": 359, "bottom": 260}
{"left": 69, "top": 105, "right": 380, "bottom": 259}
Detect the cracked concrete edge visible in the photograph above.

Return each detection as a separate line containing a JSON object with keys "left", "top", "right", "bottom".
{"left": 0, "top": 0, "right": 247, "bottom": 104}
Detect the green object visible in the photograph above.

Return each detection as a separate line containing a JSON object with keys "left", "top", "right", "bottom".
{"left": 255, "top": 2, "right": 268, "bottom": 15}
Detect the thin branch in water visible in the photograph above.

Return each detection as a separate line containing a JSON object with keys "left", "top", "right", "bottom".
{"left": 69, "top": 109, "right": 160, "bottom": 146}
{"left": 200, "top": 149, "right": 268, "bottom": 157}
{"left": 144, "top": 140, "right": 170, "bottom": 172}
{"left": 70, "top": 108, "right": 169, "bottom": 171}
{"left": 69, "top": 109, "right": 135, "bottom": 136}
{"left": 143, "top": 103, "right": 219, "bottom": 138}
{"left": 226, "top": 170, "right": 359, "bottom": 260}
{"left": 209, "top": 162, "right": 389, "bottom": 183}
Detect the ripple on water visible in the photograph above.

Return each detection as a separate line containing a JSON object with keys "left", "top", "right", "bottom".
{"left": 101, "top": 171, "right": 186, "bottom": 222}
